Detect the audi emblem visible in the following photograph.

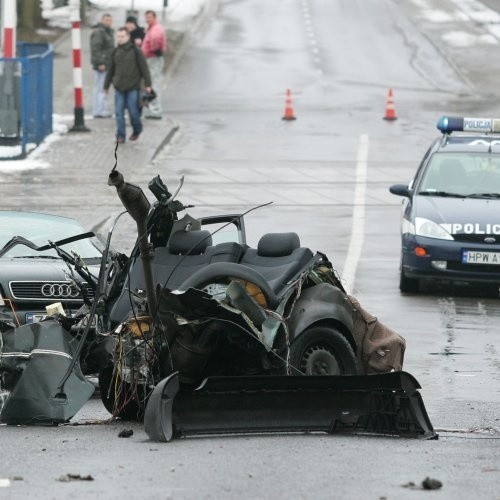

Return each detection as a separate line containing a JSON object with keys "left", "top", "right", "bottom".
{"left": 484, "top": 237, "right": 496, "bottom": 244}
{"left": 41, "top": 283, "right": 79, "bottom": 298}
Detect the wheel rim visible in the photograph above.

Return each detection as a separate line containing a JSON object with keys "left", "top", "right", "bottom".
{"left": 300, "top": 344, "right": 341, "bottom": 375}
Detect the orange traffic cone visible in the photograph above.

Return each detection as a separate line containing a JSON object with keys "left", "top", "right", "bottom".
{"left": 383, "top": 88, "right": 398, "bottom": 121}
{"left": 282, "top": 89, "right": 297, "bottom": 121}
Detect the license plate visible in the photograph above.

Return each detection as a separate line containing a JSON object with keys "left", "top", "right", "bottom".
{"left": 25, "top": 313, "right": 45, "bottom": 324}
{"left": 462, "top": 250, "right": 500, "bottom": 265}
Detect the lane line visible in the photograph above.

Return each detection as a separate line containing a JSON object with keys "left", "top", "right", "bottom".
{"left": 342, "top": 134, "right": 369, "bottom": 294}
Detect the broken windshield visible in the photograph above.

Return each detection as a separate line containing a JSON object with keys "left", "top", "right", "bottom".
{"left": 0, "top": 212, "right": 101, "bottom": 260}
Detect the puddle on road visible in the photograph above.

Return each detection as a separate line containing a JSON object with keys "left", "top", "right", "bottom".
{"left": 432, "top": 296, "right": 500, "bottom": 385}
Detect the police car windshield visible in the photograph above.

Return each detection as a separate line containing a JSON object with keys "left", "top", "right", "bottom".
{"left": 418, "top": 152, "right": 500, "bottom": 197}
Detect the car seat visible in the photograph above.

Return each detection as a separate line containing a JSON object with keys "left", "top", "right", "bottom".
{"left": 108, "top": 229, "right": 245, "bottom": 324}
{"left": 240, "top": 232, "right": 314, "bottom": 295}
{"left": 436, "top": 159, "right": 467, "bottom": 191}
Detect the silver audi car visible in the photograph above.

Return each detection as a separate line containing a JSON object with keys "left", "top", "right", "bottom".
{"left": 0, "top": 211, "right": 102, "bottom": 325}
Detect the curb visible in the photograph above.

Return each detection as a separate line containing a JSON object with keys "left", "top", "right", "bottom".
{"left": 151, "top": 124, "right": 180, "bottom": 163}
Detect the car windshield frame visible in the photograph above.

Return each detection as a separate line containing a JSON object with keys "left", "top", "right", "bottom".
{"left": 416, "top": 151, "right": 500, "bottom": 198}
{"left": 0, "top": 212, "right": 102, "bottom": 260}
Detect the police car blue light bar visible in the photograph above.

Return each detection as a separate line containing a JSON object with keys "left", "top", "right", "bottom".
{"left": 437, "top": 116, "right": 500, "bottom": 134}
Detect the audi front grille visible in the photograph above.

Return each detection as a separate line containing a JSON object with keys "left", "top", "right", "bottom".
{"left": 9, "top": 281, "right": 94, "bottom": 301}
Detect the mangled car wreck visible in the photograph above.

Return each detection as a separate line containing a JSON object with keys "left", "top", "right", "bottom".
{"left": 0, "top": 168, "right": 436, "bottom": 441}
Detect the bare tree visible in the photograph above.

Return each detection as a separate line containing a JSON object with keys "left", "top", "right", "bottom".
{"left": 17, "top": 0, "right": 43, "bottom": 33}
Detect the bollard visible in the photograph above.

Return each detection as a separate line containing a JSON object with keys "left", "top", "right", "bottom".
{"left": 69, "top": 0, "right": 90, "bottom": 132}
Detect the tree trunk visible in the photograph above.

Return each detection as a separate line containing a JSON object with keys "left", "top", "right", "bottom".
{"left": 17, "top": 0, "right": 43, "bottom": 32}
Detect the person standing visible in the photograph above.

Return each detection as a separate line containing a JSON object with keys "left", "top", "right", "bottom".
{"left": 125, "top": 16, "right": 145, "bottom": 47}
{"left": 142, "top": 10, "right": 166, "bottom": 119}
{"left": 90, "top": 13, "right": 114, "bottom": 118}
{"left": 104, "top": 28, "right": 152, "bottom": 143}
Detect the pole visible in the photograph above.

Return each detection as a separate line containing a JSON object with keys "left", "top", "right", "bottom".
{"left": 2, "top": 0, "right": 16, "bottom": 58}
{"left": 69, "top": 0, "right": 90, "bottom": 132}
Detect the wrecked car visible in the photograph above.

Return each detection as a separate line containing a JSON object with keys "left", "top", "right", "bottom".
{"left": 0, "top": 170, "right": 435, "bottom": 441}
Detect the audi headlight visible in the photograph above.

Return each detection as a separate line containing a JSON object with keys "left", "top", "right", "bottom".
{"left": 415, "top": 217, "right": 454, "bottom": 240}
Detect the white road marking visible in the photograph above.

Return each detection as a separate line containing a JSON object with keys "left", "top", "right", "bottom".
{"left": 342, "top": 134, "right": 369, "bottom": 294}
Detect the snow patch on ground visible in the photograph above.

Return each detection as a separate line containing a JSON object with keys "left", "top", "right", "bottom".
{"left": 89, "top": 0, "right": 167, "bottom": 10}
{"left": 416, "top": 0, "right": 500, "bottom": 44}
{"left": 450, "top": 0, "right": 500, "bottom": 24}
{"left": 0, "top": 155, "right": 50, "bottom": 172}
{"left": 488, "top": 24, "right": 500, "bottom": 39}
{"left": 442, "top": 30, "right": 498, "bottom": 47}
{"left": 411, "top": 0, "right": 431, "bottom": 9}
{"left": 421, "top": 10, "right": 468, "bottom": 23}
{"left": 42, "top": 6, "right": 72, "bottom": 29}
{"left": 86, "top": 0, "right": 206, "bottom": 20}
{"left": 0, "top": 115, "right": 68, "bottom": 172}
{"left": 167, "top": 0, "right": 207, "bottom": 22}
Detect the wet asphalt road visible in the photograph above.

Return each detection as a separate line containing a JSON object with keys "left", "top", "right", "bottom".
{"left": 2, "top": 0, "right": 500, "bottom": 498}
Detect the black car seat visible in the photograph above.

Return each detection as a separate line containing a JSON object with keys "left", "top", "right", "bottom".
{"left": 151, "top": 230, "right": 244, "bottom": 289}
{"left": 240, "top": 232, "right": 313, "bottom": 295}
{"left": 108, "top": 230, "right": 244, "bottom": 324}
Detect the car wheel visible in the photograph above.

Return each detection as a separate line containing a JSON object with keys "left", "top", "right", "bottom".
{"left": 289, "top": 326, "right": 358, "bottom": 376}
{"left": 399, "top": 270, "right": 419, "bottom": 293}
{"left": 98, "top": 367, "right": 146, "bottom": 421}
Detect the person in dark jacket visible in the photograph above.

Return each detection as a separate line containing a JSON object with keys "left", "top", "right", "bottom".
{"left": 104, "top": 27, "right": 152, "bottom": 143}
{"left": 125, "top": 16, "right": 145, "bottom": 47}
{"left": 90, "top": 13, "right": 114, "bottom": 118}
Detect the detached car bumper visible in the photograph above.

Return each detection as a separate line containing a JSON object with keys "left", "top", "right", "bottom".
{"left": 401, "top": 234, "right": 500, "bottom": 284}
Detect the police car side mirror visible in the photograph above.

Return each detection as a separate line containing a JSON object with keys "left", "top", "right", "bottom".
{"left": 389, "top": 184, "right": 411, "bottom": 197}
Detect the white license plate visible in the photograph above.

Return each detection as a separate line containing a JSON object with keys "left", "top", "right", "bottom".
{"left": 25, "top": 313, "right": 45, "bottom": 324}
{"left": 462, "top": 250, "right": 500, "bottom": 265}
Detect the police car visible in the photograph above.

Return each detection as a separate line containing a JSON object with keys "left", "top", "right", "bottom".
{"left": 390, "top": 116, "right": 500, "bottom": 293}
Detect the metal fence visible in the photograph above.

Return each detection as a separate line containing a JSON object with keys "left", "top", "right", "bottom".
{"left": 0, "top": 43, "right": 53, "bottom": 159}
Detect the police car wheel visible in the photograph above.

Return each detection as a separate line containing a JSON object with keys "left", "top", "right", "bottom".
{"left": 399, "top": 270, "right": 419, "bottom": 293}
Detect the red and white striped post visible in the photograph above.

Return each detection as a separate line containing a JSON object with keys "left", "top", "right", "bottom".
{"left": 69, "top": 0, "right": 90, "bottom": 132}
{"left": 2, "top": 0, "right": 16, "bottom": 58}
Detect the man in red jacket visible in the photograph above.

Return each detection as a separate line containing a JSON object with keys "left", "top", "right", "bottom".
{"left": 142, "top": 10, "right": 167, "bottom": 119}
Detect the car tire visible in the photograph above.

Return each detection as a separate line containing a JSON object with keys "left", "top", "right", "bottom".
{"left": 288, "top": 326, "right": 358, "bottom": 376}
{"left": 98, "top": 367, "right": 146, "bottom": 421}
{"left": 399, "top": 270, "right": 419, "bottom": 293}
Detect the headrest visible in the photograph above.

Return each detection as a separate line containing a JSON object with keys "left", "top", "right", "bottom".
{"left": 439, "top": 159, "right": 465, "bottom": 177}
{"left": 257, "top": 232, "right": 300, "bottom": 257}
{"left": 168, "top": 230, "right": 212, "bottom": 255}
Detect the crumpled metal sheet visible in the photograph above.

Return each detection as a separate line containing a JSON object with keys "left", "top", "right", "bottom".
{"left": 0, "top": 319, "right": 94, "bottom": 424}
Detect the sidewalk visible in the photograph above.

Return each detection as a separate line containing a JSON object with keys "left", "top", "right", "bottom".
{"left": 47, "top": 4, "right": 181, "bottom": 170}
{"left": 0, "top": 2, "right": 207, "bottom": 249}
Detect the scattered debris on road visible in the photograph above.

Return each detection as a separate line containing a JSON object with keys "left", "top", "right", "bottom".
{"left": 422, "top": 477, "right": 443, "bottom": 490}
{"left": 118, "top": 429, "right": 134, "bottom": 438}
{"left": 58, "top": 474, "right": 94, "bottom": 482}
{"left": 403, "top": 477, "right": 443, "bottom": 490}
